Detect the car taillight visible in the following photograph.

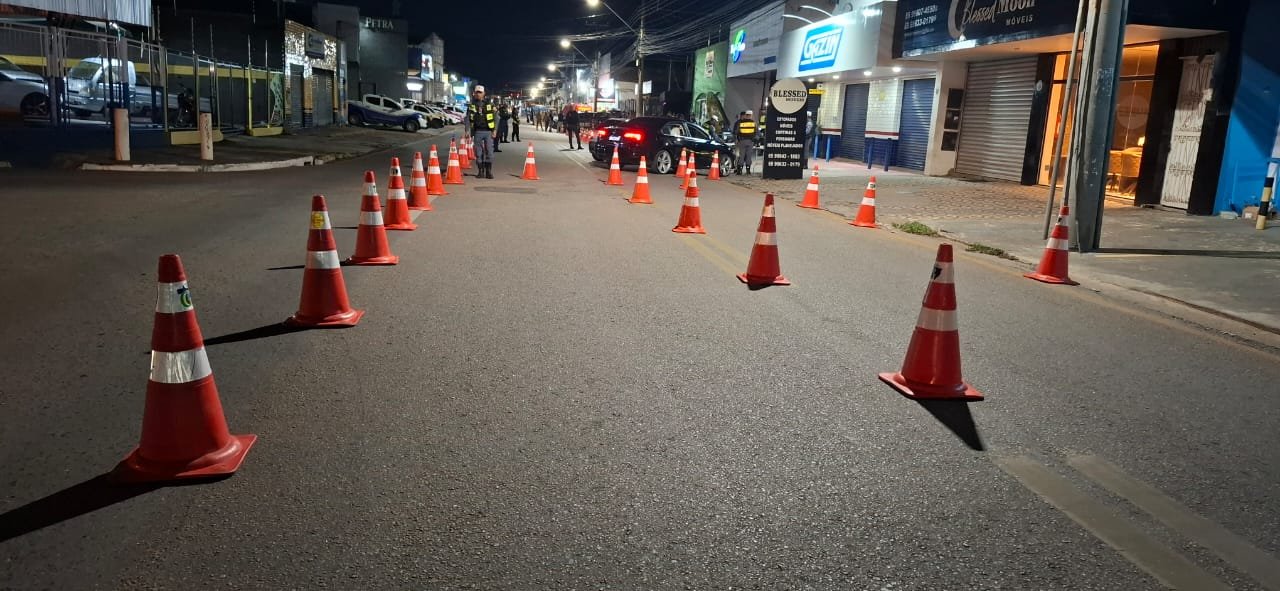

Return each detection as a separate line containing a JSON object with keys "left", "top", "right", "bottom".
{"left": 623, "top": 131, "right": 643, "bottom": 142}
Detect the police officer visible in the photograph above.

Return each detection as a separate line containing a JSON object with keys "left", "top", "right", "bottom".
{"left": 510, "top": 104, "right": 521, "bottom": 142}
{"left": 467, "top": 85, "right": 497, "bottom": 179}
{"left": 497, "top": 102, "right": 511, "bottom": 144}
{"left": 735, "top": 110, "right": 757, "bottom": 175}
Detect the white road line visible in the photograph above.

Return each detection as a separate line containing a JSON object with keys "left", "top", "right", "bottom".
{"left": 1069, "top": 455, "right": 1280, "bottom": 591}
{"left": 995, "top": 455, "right": 1232, "bottom": 591}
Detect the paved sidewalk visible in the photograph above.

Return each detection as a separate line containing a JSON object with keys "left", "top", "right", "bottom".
{"left": 52, "top": 125, "right": 461, "bottom": 170}
{"left": 728, "top": 161, "right": 1280, "bottom": 335}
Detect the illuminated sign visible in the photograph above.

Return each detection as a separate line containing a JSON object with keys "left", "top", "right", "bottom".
{"left": 730, "top": 29, "right": 746, "bottom": 63}
{"left": 798, "top": 24, "right": 843, "bottom": 72}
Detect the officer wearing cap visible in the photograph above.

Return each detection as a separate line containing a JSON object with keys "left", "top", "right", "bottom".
{"left": 735, "top": 110, "right": 757, "bottom": 175}
{"left": 467, "top": 85, "right": 497, "bottom": 179}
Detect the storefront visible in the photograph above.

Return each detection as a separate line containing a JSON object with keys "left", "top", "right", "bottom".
{"left": 893, "top": 0, "right": 1248, "bottom": 213}
{"left": 284, "top": 21, "right": 342, "bottom": 128}
{"left": 692, "top": 42, "right": 729, "bottom": 136}
{"left": 777, "top": 3, "right": 938, "bottom": 170}
{"left": 725, "top": 1, "right": 784, "bottom": 123}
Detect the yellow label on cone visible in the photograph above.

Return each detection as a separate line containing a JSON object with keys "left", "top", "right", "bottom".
{"left": 311, "top": 212, "right": 326, "bottom": 229}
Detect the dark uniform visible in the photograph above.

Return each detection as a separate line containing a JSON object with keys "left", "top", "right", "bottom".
{"left": 510, "top": 105, "right": 520, "bottom": 142}
{"left": 735, "top": 112, "right": 757, "bottom": 175}
{"left": 497, "top": 104, "right": 510, "bottom": 143}
{"left": 467, "top": 89, "right": 497, "bottom": 179}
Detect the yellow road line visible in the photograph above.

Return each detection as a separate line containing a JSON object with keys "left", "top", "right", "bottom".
{"left": 995, "top": 455, "right": 1231, "bottom": 591}
{"left": 677, "top": 234, "right": 742, "bottom": 279}
{"left": 701, "top": 233, "right": 750, "bottom": 267}
{"left": 1068, "top": 455, "right": 1280, "bottom": 591}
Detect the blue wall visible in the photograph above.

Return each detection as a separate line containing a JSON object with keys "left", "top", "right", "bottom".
{"left": 1215, "top": 0, "right": 1280, "bottom": 214}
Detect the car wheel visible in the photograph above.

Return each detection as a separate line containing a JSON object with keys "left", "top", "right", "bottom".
{"left": 719, "top": 152, "right": 735, "bottom": 178}
{"left": 20, "top": 93, "right": 49, "bottom": 118}
{"left": 349, "top": 111, "right": 364, "bottom": 126}
{"left": 653, "top": 149, "right": 675, "bottom": 175}
{"left": 403, "top": 119, "right": 420, "bottom": 133}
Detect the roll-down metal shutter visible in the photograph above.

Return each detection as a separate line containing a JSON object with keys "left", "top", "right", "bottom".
{"left": 313, "top": 70, "right": 334, "bottom": 126}
{"left": 288, "top": 70, "right": 304, "bottom": 128}
{"left": 838, "top": 83, "right": 869, "bottom": 161}
{"left": 955, "top": 58, "right": 1036, "bottom": 181}
{"left": 895, "top": 78, "right": 935, "bottom": 171}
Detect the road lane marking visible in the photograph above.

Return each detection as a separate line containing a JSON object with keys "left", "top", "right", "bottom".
{"left": 994, "top": 455, "right": 1232, "bottom": 591}
{"left": 702, "top": 233, "right": 750, "bottom": 267}
{"left": 1068, "top": 455, "right": 1280, "bottom": 590}
{"left": 678, "top": 234, "right": 743, "bottom": 279}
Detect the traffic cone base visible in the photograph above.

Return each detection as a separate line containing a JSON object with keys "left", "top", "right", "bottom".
{"left": 1025, "top": 272, "right": 1078, "bottom": 285}
{"left": 878, "top": 371, "right": 984, "bottom": 401}
{"left": 119, "top": 422, "right": 257, "bottom": 481}
{"left": 737, "top": 273, "right": 790, "bottom": 286}
{"left": 672, "top": 225, "right": 706, "bottom": 234}
{"left": 287, "top": 305, "right": 364, "bottom": 327}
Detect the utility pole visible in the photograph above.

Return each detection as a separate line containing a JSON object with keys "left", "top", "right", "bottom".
{"left": 1070, "top": 0, "right": 1129, "bottom": 252}
{"left": 637, "top": 15, "right": 645, "bottom": 115}
{"left": 594, "top": 50, "right": 600, "bottom": 114}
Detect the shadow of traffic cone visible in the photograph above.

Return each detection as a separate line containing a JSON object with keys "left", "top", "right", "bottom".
{"left": 851, "top": 176, "right": 878, "bottom": 228}
{"left": 798, "top": 165, "right": 822, "bottom": 209}
{"left": 629, "top": 156, "right": 653, "bottom": 204}
{"left": 1025, "top": 205, "right": 1079, "bottom": 285}
{"left": 522, "top": 143, "right": 540, "bottom": 180}
{"left": 879, "top": 244, "right": 984, "bottom": 401}
{"left": 708, "top": 151, "right": 722, "bottom": 181}
{"left": 426, "top": 146, "right": 447, "bottom": 196}
{"left": 684, "top": 164, "right": 700, "bottom": 198}
{"left": 345, "top": 171, "right": 399, "bottom": 266}
{"left": 672, "top": 180, "right": 706, "bottom": 234}
{"left": 738, "top": 193, "right": 791, "bottom": 287}
{"left": 444, "top": 140, "right": 465, "bottom": 185}
{"left": 458, "top": 137, "right": 471, "bottom": 170}
{"left": 675, "top": 148, "right": 688, "bottom": 181}
{"left": 286, "top": 195, "right": 364, "bottom": 328}
{"left": 408, "top": 151, "right": 433, "bottom": 211}
{"left": 607, "top": 146, "right": 624, "bottom": 185}
{"left": 383, "top": 158, "right": 417, "bottom": 231}
{"left": 115, "top": 254, "right": 256, "bottom": 482}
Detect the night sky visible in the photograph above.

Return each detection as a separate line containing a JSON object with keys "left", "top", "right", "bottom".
{"left": 357, "top": 0, "right": 746, "bottom": 91}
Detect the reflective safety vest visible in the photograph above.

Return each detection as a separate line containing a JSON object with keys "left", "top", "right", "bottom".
{"left": 468, "top": 101, "right": 496, "bottom": 132}
{"left": 736, "top": 118, "right": 756, "bottom": 140}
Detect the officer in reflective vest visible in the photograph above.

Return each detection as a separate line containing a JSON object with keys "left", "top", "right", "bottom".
{"left": 735, "top": 110, "right": 757, "bottom": 175}
{"left": 467, "top": 85, "right": 497, "bottom": 179}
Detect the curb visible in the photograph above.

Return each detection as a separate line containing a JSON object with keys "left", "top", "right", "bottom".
{"left": 80, "top": 155, "right": 320, "bottom": 173}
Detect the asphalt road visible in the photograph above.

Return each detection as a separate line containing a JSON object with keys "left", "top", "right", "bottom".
{"left": 2, "top": 127, "right": 1279, "bottom": 590}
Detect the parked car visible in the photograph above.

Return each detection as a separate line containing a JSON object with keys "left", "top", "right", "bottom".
{"left": 408, "top": 103, "right": 447, "bottom": 128}
{"left": 347, "top": 94, "right": 426, "bottom": 132}
{"left": 415, "top": 103, "right": 462, "bottom": 125}
{"left": 0, "top": 56, "right": 49, "bottom": 120}
{"left": 63, "top": 56, "right": 209, "bottom": 122}
{"left": 587, "top": 117, "right": 629, "bottom": 159}
{"left": 592, "top": 116, "right": 735, "bottom": 177}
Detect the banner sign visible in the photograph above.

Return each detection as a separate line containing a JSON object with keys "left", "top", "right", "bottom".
{"left": 895, "top": 0, "right": 1077, "bottom": 57}
{"left": 763, "top": 78, "right": 809, "bottom": 180}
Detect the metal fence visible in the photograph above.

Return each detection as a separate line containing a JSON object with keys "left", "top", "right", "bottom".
{"left": 0, "top": 21, "right": 282, "bottom": 132}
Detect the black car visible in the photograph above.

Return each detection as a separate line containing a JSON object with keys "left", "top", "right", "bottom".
{"left": 587, "top": 117, "right": 630, "bottom": 156}
{"left": 591, "top": 116, "right": 736, "bottom": 177}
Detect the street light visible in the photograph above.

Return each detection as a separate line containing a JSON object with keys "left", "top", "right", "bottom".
{"left": 548, "top": 63, "right": 557, "bottom": 71}
{"left": 560, "top": 38, "right": 571, "bottom": 49}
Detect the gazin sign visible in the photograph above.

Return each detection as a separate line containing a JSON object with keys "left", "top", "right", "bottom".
{"left": 798, "top": 23, "right": 843, "bottom": 72}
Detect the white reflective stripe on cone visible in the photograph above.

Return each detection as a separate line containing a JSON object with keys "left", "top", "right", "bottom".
{"left": 755, "top": 231, "right": 777, "bottom": 246}
{"left": 306, "top": 249, "right": 341, "bottom": 270}
{"left": 412, "top": 162, "right": 425, "bottom": 172}
{"left": 411, "top": 177, "right": 427, "bottom": 187}
{"left": 525, "top": 158, "right": 536, "bottom": 164}
{"left": 150, "top": 347, "right": 213, "bottom": 384}
{"left": 361, "top": 211, "right": 385, "bottom": 226}
{"left": 685, "top": 198, "right": 700, "bottom": 207}
{"left": 155, "top": 281, "right": 194, "bottom": 314}
{"left": 363, "top": 183, "right": 378, "bottom": 195}
{"left": 861, "top": 197, "right": 876, "bottom": 206}
{"left": 428, "top": 167, "right": 441, "bottom": 173}
{"left": 1047, "top": 238, "right": 1070, "bottom": 251}
{"left": 763, "top": 204, "right": 775, "bottom": 218}
{"left": 915, "top": 307, "right": 959, "bottom": 332}
{"left": 807, "top": 183, "right": 819, "bottom": 191}
{"left": 932, "top": 261, "right": 955, "bottom": 284}
{"left": 636, "top": 176, "right": 648, "bottom": 184}
{"left": 390, "top": 167, "right": 401, "bottom": 176}
{"left": 387, "top": 188, "right": 406, "bottom": 200}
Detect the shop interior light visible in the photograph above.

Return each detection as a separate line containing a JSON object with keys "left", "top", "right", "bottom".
{"left": 892, "top": 66, "right": 903, "bottom": 73}
{"left": 832, "top": 74, "right": 840, "bottom": 79}
{"left": 861, "top": 7, "right": 882, "bottom": 18}
{"left": 406, "top": 81, "right": 424, "bottom": 92}
{"left": 863, "top": 70, "right": 873, "bottom": 77}
{"left": 807, "top": 77, "right": 815, "bottom": 82}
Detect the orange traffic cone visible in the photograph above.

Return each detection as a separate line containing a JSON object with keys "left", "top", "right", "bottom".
{"left": 1025, "top": 205, "right": 1079, "bottom": 285}
{"left": 708, "top": 151, "right": 721, "bottom": 181}
{"left": 459, "top": 136, "right": 471, "bottom": 169}
{"left": 383, "top": 157, "right": 417, "bottom": 231}
{"left": 738, "top": 193, "right": 791, "bottom": 287}
{"left": 408, "top": 151, "right": 433, "bottom": 211}
{"left": 115, "top": 254, "right": 256, "bottom": 482}
{"left": 629, "top": 156, "right": 653, "bottom": 204}
{"left": 444, "top": 140, "right": 465, "bottom": 185}
{"left": 798, "top": 165, "right": 822, "bottom": 209}
{"left": 680, "top": 155, "right": 692, "bottom": 190}
{"left": 675, "top": 148, "right": 688, "bottom": 180}
{"left": 607, "top": 146, "right": 624, "bottom": 185}
{"left": 851, "top": 177, "right": 878, "bottom": 228}
{"left": 287, "top": 195, "right": 364, "bottom": 328}
{"left": 879, "top": 244, "right": 983, "bottom": 401}
{"left": 672, "top": 187, "right": 706, "bottom": 234}
{"left": 684, "top": 165, "right": 700, "bottom": 198}
{"left": 345, "top": 171, "right": 399, "bottom": 266}
{"left": 522, "top": 143, "right": 540, "bottom": 180}
{"left": 426, "top": 146, "right": 447, "bottom": 196}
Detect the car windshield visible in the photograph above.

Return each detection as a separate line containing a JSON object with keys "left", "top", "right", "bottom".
{"left": 0, "top": 56, "right": 26, "bottom": 73}
{"left": 67, "top": 61, "right": 101, "bottom": 80}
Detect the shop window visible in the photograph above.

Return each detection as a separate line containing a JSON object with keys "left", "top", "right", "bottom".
{"left": 1039, "top": 44, "right": 1158, "bottom": 200}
